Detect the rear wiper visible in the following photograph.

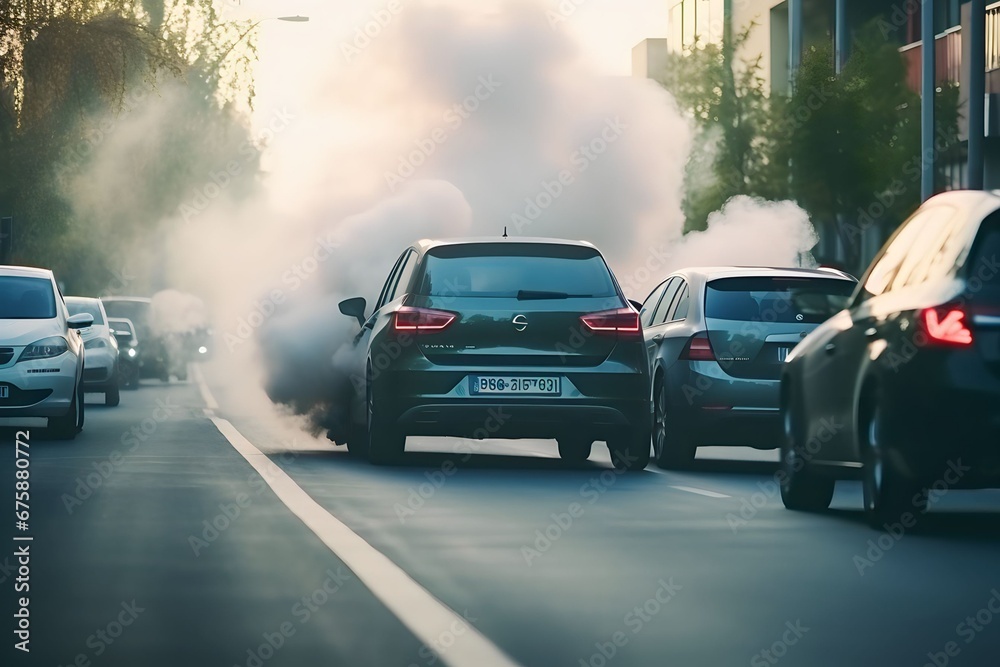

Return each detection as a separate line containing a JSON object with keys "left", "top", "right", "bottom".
{"left": 516, "top": 290, "right": 594, "bottom": 300}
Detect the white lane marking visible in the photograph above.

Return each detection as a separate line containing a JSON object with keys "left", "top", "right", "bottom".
{"left": 190, "top": 363, "right": 219, "bottom": 411}
{"left": 196, "top": 371, "right": 520, "bottom": 667}
{"left": 669, "top": 485, "right": 731, "bottom": 499}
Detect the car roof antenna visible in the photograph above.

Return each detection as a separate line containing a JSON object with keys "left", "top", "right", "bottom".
{"left": 503, "top": 226, "right": 508, "bottom": 238}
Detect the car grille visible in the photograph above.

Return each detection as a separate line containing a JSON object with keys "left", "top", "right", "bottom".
{"left": 0, "top": 383, "right": 53, "bottom": 407}
{"left": 0, "top": 348, "right": 13, "bottom": 365}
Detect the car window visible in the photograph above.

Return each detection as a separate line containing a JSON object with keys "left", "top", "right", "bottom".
{"left": 639, "top": 281, "right": 668, "bottom": 327}
{"left": 668, "top": 284, "right": 690, "bottom": 321}
{"left": 416, "top": 243, "right": 617, "bottom": 298}
{"left": 0, "top": 276, "right": 57, "bottom": 319}
{"left": 66, "top": 299, "right": 106, "bottom": 324}
{"left": 650, "top": 278, "right": 680, "bottom": 326}
{"left": 860, "top": 208, "right": 936, "bottom": 300}
{"left": 706, "top": 277, "right": 856, "bottom": 323}
{"left": 387, "top": 250, "right": 417, "bottom": 302}
{"left": 375, "top": 251, "right": 408, "bottom": 311}
{"left": 966, "top": 213, "right": 1000, "bottom": 303}
{"left": 890, "top": 206, "right": 960, "bottom": 289}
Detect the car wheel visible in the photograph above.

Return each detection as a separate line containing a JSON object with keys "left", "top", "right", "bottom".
{"left": 49, "top": 383, "right": 82, "bottom": 440}
{"left": 608, "top": 428, "right": 650, "bottom": 472}
{"left": 861, "top": 398, "right": 919, "bottom": 529}
{"left": 365, "top": 369, "right": 405, "bottom": 466}
{"left": 652, "top": 379, "right": 695, "bottom": 470}
{"left": 779, "top": 393, "right": 834, "bottom": 511}
{"left": 557, "top": 438, "right": 592, "bottom": 463}
{"left": 105, "top": 383, "right": 121, "bottom": 407}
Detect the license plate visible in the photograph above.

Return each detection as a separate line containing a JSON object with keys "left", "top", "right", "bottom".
{"left": 470, "top": 376, "right": 560, "bottom": 395}
{"left": 0, "top": 386, "right": 8, "bottom": 399}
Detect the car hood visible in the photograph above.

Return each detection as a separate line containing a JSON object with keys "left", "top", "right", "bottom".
{"left": 0, "top": 318, "right": 66, "bottom": 346}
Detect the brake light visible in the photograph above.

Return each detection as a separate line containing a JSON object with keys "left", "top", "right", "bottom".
{"left": 580, "top": 308, "right": 641, "bottom": 339}
{"left": 393, "top": 306, "right": 456, "bottom": 333}
{"left": 918, "top": 305, "right": 973, "bottom": 347}
{"left": 681, "top": 332, "right": 716, "bottom": 361}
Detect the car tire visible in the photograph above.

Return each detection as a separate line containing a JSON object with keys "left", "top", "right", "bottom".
{"left": 652, "top": 379, "right": 695, "bottom": 470}
{"left": 105, "top": 383, "right": 121, "bottom": 407}
{"left": 861, "top": 396, "right": 920, "bottom": 529}
{"left": 779, "top": 392, "right": 834, "bottom": 511}
{"left": 49, "top": 383, "right": 83, "bottom": 440}
{"left": 365, "top": 368, "right": 405, "bottom": 466}
{"left": 557, "top": 438, "right": 592, "bottom": 463}
{"left": 608, "top": 428, "right": 650, "bottom": 472}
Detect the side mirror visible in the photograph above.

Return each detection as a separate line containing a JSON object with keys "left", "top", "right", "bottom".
{"left": 339, "top": 297, "right": 367, "bottom": 328}
{"left": 628, "top": 299, "right": 643, "bottom": 312}
{"left": 67, "top": 313, "right": 94, "bottom": 329}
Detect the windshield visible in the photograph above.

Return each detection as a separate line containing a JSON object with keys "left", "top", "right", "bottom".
{"left": 706, "top": 277, "right": 856, "bottom": 324}
{"left": 0, "top": 276, "right": 57, "bottom": 319}
{"left": 66, "top": 299, "right": 105, "bottom": 324}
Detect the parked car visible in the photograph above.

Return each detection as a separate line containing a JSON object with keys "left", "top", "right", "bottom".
{"left": 0, "top": 266, "right": 92, "bottom": 438}
{"left": 780, "top": 190, "right": 1000, "bottom": 527}
{"left": 101, "top": 296, "right": 170, "bottom": 381}
{"left": 66, "top": 296, "right": 120, "bottom": 406}
{"left": 335, "top": 237, "right": 652, "bottom": 468}
{"left": 639, "top": 267, "right": 857, "bottom": 469}
{"left": 108, "top": 317, "right": 140, "bottom": 389}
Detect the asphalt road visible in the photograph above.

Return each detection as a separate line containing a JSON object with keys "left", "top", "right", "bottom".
{"left": 3, "top": 364, "right": 1000, "bottom": 667}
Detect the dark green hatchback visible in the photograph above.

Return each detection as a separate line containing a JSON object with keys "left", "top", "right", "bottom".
{"left": 337, "top": 237, "right": 652, "bottom": 469}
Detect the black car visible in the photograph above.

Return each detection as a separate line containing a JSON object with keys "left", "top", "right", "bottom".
{"left": 336, "top": 237, "right": 652, "bottom": 469}
{"left": 780, "top": 190, "right": 1000, "bottom": 527}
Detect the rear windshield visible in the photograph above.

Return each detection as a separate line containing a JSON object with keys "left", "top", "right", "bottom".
{"left": 416, "top": 243, "right": 618, "bottom": 298}
{"left": 0, "top": 276, "right": 57, "bottom": 319}
{"left": 67, "top": 299, "right": 105, "bottom": 324}
{"left": 706, "top": 277, "right": 856, "bottom": 324}
{"left": 967, "top": 217, "right": 1000, "bottom": 301}
{"left": 102, "top": 300, "right": 150, "bottom": 327}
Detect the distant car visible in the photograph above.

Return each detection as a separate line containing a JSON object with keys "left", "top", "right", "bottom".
{"left": 108, "top": 317, "right": 140, "bottom": 389}
{"left": 0, "top": 266, "right": 92, "bottom": 438}
{"left": 639, "top": 267, "right": 857, "bottom": 469}
{"left": 335, "top": 237, "right": 652, "bottom": 469}
{"left": 101, "top": 297, "right": 170, "bottom": 381}
{"left": 781, "top": 190, "right": 1000, "bottom": 527}
{"left": 66, "top": 297, "right": 120, "bottom": 406}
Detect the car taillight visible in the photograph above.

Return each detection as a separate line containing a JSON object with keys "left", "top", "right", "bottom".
{"left": 681, "top": 332, "right": 716, "bottom": 361}
{"left": 393, "top": 306, "right": 456, "bottom": 333}
{"left": 918, "top": 305, "right": 973, "bottom": 347}
{"left": 580, "top": 308, "right": 641, "bottom": 339}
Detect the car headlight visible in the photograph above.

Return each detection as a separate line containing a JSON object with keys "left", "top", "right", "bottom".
{"left": 84, "top": 338, "right": 109, "bottom": 350}
{"left": 198, "top": 346, "right": 208, "bottom": 354}
{"left": 127, "top": 348, "right": 137, "bottom": 358}
{"left": 19, "top": 336, "right": 69, "bottom": 362}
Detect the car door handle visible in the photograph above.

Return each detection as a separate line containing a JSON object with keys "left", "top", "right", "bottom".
{"left": 864, "top": 327, "right": 878, "bottom": 339}
{"left": 824, "top": 342, "right": 836, "bottom": 354}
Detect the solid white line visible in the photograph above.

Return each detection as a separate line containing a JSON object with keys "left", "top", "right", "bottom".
{"left": 191, "top": 363, "right": 219, "bottom": 411}
{"left": 668, "top": 485, "right": 731, "bottom": 499}
{"left": 197, "top": 372, "right": 520, "bottom": 667}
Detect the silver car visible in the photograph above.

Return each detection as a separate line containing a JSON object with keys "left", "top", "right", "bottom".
{"left": 66, "top": 297, "right": 120, "bottom": 406}
{"left": 640, "top": 267, "right": 857, "bottom": 469}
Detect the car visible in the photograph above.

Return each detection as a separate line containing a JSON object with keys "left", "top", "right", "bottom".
{"left": 0, "top": 266, "right": 92, "bottom": 438}
{"left": 335, "top": 237, "right": 652, "bottom": 469}
{"left": 66, "top": 296, "right": 120, "bottom": 406}
{"left": 640, "top": 267, "right": 857, "bottom": 469}
{"left": 780, "top": 190, "right": 1000, "bottom": 527}
{"left": 101, "top": 296, "right": 171, "bottom": 381}
{"left": 108, "top": 317, "right": 140, "bottom": 389}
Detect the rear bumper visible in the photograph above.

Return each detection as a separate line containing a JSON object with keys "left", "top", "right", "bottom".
{"left": 82, "top": 348, "right": 116, "bottom": 387}
{"left": 666, "top": 361, "right": 781, "bottom": 448}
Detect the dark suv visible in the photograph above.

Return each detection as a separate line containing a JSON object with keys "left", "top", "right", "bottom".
{"left": 337, "top": 237, "right": 652, "bottom": 468}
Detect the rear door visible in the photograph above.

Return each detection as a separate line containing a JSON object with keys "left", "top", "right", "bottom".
{"left": 409, "top": 243, "right": 625, "bottom": 367}
{"left": 643, "top": 277, "right": 680, "bottom": 368}
{"left": 704, "top": 276, "right": 856, "bottom": 381}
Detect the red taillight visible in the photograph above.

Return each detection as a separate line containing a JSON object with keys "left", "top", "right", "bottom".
{"left": 918, "top": 305, "right": 973, "bottom": 347}
{"left": 393, "top": 306, "right": 456, "bottom": 333}
{"left": 580, "top": 307, "right": 641, "bottom": 339}
{"left": 681, "top": 332, "right": 716, "bottom": 361}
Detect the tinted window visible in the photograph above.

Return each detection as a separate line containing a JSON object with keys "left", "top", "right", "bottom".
{"left": 389, "top": 250, "right": 417, "bottom": 302}
{"left": 417, "top": 244, "right": 617, "bottom": 298}
{"left": 966, "top": 215, "right": 1000, "bottom": 302}
{"left": 376, "top": 252, "right": 407, "bottom": 310}
{"left": 650, "top": 278, "right": 680, "bottom": 326}
{"left": 706, "top": 277, "right": 856, "bottom": 324}
{"left": 640, "top": 281, "right": 668, "bottom": 327}
{"left": 66, "top": 299, "right": 105, "bottom": 324}
{"left": 0, "top": 277, "right": 57, "bottom": 319}
{"left": 669, "top": 284, "right": 690, "bottom": 321}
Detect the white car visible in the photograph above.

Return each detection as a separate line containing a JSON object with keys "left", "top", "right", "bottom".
{"left": 66, "top": 296, "right": 120, "bottom": 406}
{"left": 0, "top": 266, "right": 92, "bottom": 438}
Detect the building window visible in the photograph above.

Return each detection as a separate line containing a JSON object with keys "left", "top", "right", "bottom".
{"left": 668, "top": 0, "right": 724, "bottom": 52}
